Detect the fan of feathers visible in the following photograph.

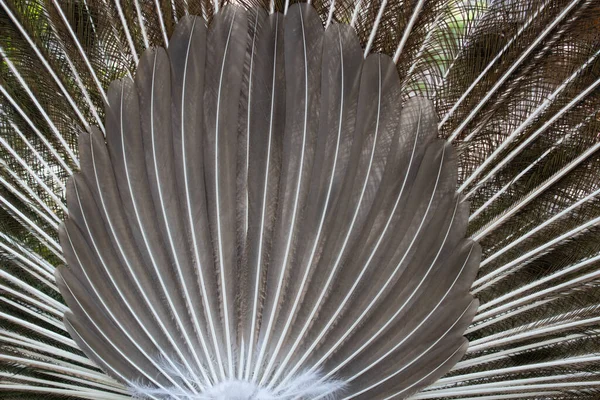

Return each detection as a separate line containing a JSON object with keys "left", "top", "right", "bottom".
{"left": 2, "top": 0, "right": 600, "bottom": 399}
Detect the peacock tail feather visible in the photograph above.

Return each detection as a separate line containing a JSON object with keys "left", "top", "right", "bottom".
{"left": 0, "top": 0, "right": 600, "bottom": 399}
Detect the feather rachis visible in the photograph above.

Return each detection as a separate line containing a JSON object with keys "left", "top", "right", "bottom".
{"left": 12, "top": 1, "right": 586, "bottom": 398}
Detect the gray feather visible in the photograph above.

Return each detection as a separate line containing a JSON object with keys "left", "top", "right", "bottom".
{"left": 54, "top": 5, "right": 478, "bottom": 399}
{"left": 203, "top": 5, "right": 249, "bottom": 379}
{"left": 3, "top": 1, "right": 600, "bottom": 400}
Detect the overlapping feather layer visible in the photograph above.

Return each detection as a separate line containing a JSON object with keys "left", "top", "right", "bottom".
{"left": 56, "top": 4, "right": 479, "bottom": 399}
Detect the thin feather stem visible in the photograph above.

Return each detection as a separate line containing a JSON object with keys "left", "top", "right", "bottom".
{"left": 0, "top": 1, "right": 99, "bottom": 130}
{"left": 339, "top": 302, "right": 474, "bottom": 399}
{"left": 49, "top": 0, "right": 109, "bottom": 104}
{"left": 154, "top": 0, "right": 169, "bottom": 45}
{"left": 460, "top": 50, "right": 600, "bottom": 194}
{"left": 479, "top": 252, "right": 600, "bottom": 313}
{"left": 468, "top": 316, "right": 600, "bottom": 352}
{"left": 254, "top": 6, "right": 311, "bottom": 383}
{"left": 473, "top": 214, "right": 600, "bottom": 292}
{"left": 262, "top": 26, "right": 347, "bottom": 382}
{"left": 0, "top": 48, "right": 79, "bottom": 166}
{"left": 109, "top": 0, "right": 140, "bottom": 61}
{"left": 0, "top": 172, "right": 60, "bottom": 229}
{"left": 363, "top": 0, "right": 388, "bottom": 58}
{"left": 472, "top": 140, "right": 600, "bottom": 241}
{"left": 0, "top": 85, "right": 73, "bottom": 176}
{"left": 392, "top": 0, "right": 426, "bottom": 63}
{"left": 245, "top": 13, "right": 281, "bottom": 381}
{"left": 133, "top": 0, "right": 150, "bottom": 48}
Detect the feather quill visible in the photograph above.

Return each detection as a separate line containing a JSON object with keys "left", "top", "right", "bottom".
{"left": 3, "top": 0, "right": 600, "bottom": 399}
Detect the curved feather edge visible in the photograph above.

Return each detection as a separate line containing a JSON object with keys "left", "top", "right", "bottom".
{"left": 56, "top": 3, "right": 477, "bottom": 399}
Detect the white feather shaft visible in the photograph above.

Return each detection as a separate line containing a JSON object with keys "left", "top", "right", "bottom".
{"left": 133, "top": 0, "right": 150, "bottom": 48}
{"left": 67, "top": 190, "right": 203, "bottom": 393}
{"left": 0, "top": 372, "right": 127, "bottom": 396}
{"left": 0, "top": 384, "right": 130, "bottom": 400}
{"left": 254, "top": 6, "right": 311, "bottom": 381}
{"left": 480, "top": 188, "right": 600, "bottom": 267}
{"left": 0, "top": 282, "right": 63, "bottom": 319}
{"left": 243, "top": 13, "right": 257, "bottom": 246}
{"left": 282, "top": 138, "right": 448, "bottom": 389}
{"left": 475, "top": 257, "right": 600, "bottom": 324}
{"left": 468, "top": 315, "right": 600, "bottom": 352}
{"left": 0, "top": 85, "right": 73, "bottom": 176}
{"left": 350, "top": 0, "right": 363, "bottom": 27}
{"left": 340, "top": 302, "right": 473, "bottom": 399}
{"left": 0, "top": 330, "right": 96, "bottom": 368}
{"left": 5, "top": 346, "right": 111, "bottom": 383}
{"left": 154, "top": 0, "right": 169, "bottom": 45}
{"left": 0, "top": 195, "right": 63, "bottom": 257}
{"left": 10, "top": 268, "right": 56, "bottom": 297}
{"left": 50, "top": 0, "right": 108, "bottom": 104}
{"left": 322, "top": 200, "right": 463, "bottom": 382}
{"left": 0, "top": 269, "right": 64, "bottom": 312}
{"left": 0, "top": 201, "right": 62, "bottom": 262}
{"left": 413, "top": 381, "right": 600, "bottom": 398}
{"left": 58, "top": 47, "right": 107, "bottom": 133}
{"left": 472, "top": 140, "right": 600, "bottom": 241}
{"left": 0, "top": 48, "right": 79, "bottom": 166}
{"left": 0, "top": 233, "right": 57, "bottom": 278}
{"left": 392, "top": 0, "right": 426, "bottom": 63}
{"left": 403, "top": 13, "right": 442, "bottom": 79}
{"left": 326, "top": 0, "right": 335, "bottom": 28}
{"left": 0, "top": 161, "right": 61, "bottom": 225}
{"left": 383, "top": 347, "right": 463, "bottom": 399}
{"left": 468, "top": 147, "right": 550, "bottom": 221}
{"left": 455, "top": 334, "right": 585, "bottom": 369}
{"left": 460, "top": 51, "right": 600, "bottom": 193}
{"left": 262, "top": 27, "right": 346, "bottom": 383}
{"left": 433, "top": 357, "right": 600, "bottom": 387}
{"left": 468, "top": 107, "right": 599, "bottom": 214}
{"left": 0, "top": 297, "right": 64, "bottom": 330}
{"left": 0, "top": 312, "right": 77, "bottom": 348}
{"left": 271, "top": 58, "right": 388, "bottom": 386}
{"left": 0, "top": 0, "right": 98, "bottom": 130}
{"left": 214, "top": 13, "right": 238, "bottom": 377}
{"left": 444, "top": 0, "right": 581, "bottom": 140}
{"left": 0, "top": 141, "right": 67, "bottom": 217}
{"left": 478, "top": 252, "right": 600, "bottom": 316}
{"left": 8, "top": 121, "right": 67, "bottom": 197}
{"left": 61, "top": 236, "right": 191, "bottom": 394}
{"left": 147, "top": 52, "right": 213, "bottom": 383}
{"left": 176, "top": 18, "right": 224, "bottom": 381}
{"left": 58, "top": 295, "right": 167, "bottom": 396}
{"left": 245, "top": 14, "right": 280, "bottom": 380}
{"left": 66, "top": 325, "right": 161, "bottom": 400}
{"left": 109, "top": 0, "right": 139, "bottom": 60}
{"left": 0, "top": 174, "right": 59, "bottom": 229}
{"left": 439, "top": 0, "right": 550, "bottom": 129}
{"left": 115, "top": 82, "right": 206, "bottom": 388}
{"left": 363, "top": 0, "right": 388, "bottom": 58}
{"left": 473, "top": 214, "right": 600, "bottom": 292}
{"left": 467, "top": 300, "right": 553, "bottom": 334}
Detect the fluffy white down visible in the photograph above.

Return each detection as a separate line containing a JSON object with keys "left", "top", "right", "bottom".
{"left": 130, "top": 369, "right": 345, "bottom": 399}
